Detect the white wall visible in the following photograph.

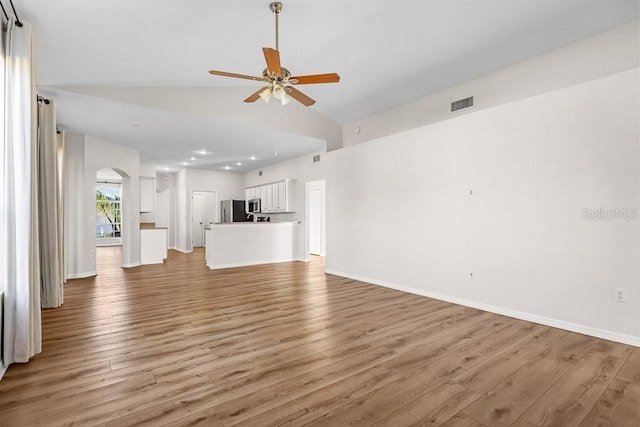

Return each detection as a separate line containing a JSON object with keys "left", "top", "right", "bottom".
{"left": 64, "top": 133, "right": 86, "bottom": 277}
{"left": 325, "top": 68, "right": 640, "bottom": 345}
{"left": 139, "top": 163, "right": 156, "bottom": 224}
{"left": 65, "top": 134, "right": 141, "bottom": 277}
{"left": 173, "top": 168, "right": 244, "bottom": 252}
{"left": 343, "top": 21, "right": 640, "bottom": 148}
{"left": 154, "top": 172, "right": 174, "bottom": 245}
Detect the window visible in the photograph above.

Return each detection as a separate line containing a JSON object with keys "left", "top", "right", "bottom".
{"left": 96, "top": 182, "right": 122, "bottom": 239}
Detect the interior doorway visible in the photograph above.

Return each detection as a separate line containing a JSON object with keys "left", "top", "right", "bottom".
{"left": 95, "top": 167, "right": 129, "bottom": 268}
{"left": 192, "top": 191, "right": 218, "bottom": 248}
{"left": 306, "top": 180, "right": 326, "bottom": 258}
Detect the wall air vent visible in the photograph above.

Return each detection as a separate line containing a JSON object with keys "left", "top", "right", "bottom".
{"left": 313, "top": 155, "right": 320, "bottom": 163}
{"left": 451, "top": 96, "right": 474, "bottom": 112}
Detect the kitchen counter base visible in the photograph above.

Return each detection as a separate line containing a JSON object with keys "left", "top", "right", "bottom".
{"left": 206, "top": 222, "right": 299, "bottom": 270}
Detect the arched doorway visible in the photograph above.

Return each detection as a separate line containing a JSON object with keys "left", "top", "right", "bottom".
{"left": 95, "top": 167, "right": 130, "bottom": 271}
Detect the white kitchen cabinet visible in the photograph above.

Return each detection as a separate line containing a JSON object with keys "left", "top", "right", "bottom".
{"left": 276, "top": 181, "right": 286, "bottom": 211}
{"left": 140, "top": 177, "right": 155, "bottom": 212}
{"left": 245, "top": 179, "right": 296, "bottom": 213}
{"left": 264, "top": 185, "right": 273, "bottom": 212}
{"left": 260, "top": 186, "right": 267, "bottom": 207}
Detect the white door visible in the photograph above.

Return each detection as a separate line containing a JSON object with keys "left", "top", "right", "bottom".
{"left": 309, "top": 188, "right": 323, "bottom": 255}
{"left": 192, "top": 193, "right": 204, "bottom": 247}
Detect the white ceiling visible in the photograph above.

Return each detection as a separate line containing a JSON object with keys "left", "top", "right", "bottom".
{"left": 19, "top": 0, "right": 639, "bottom": 172}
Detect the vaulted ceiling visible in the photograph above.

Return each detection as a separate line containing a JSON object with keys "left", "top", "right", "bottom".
{"left": 20, "top": 0, "right": 639, "bottom": 172}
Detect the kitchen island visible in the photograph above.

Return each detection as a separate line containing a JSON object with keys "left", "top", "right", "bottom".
{"left": 205, "top": 222, "right": 299, "bottom": 269}
{"left": 140, "top": 223, "right": 168, "bottom": 265}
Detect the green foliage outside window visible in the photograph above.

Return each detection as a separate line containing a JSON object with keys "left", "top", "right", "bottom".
{"left": 96, "top": 190, "right": 122, "bottom": 237}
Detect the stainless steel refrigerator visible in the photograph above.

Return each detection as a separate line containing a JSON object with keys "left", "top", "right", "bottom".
{"left": 220, "top": 200, "right": 250, "bottom": 223}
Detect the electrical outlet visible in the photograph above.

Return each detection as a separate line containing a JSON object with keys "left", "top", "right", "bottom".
{"left": 614, "top": 287, "right": 627, "bottom": 303}
{"left": 90, "top": 249, "right": 95, "bottom": 258}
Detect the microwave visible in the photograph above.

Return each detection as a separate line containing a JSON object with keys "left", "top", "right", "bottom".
{"left": 247, "top": 198, "right": 261, "bottom": 213}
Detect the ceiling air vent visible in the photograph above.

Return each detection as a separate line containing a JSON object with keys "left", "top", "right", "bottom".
{"left": 313, "top": 155, "right": 320, "bottom": 163}
{"left": 451, "top": 96, "right": 474, "bottom": 112}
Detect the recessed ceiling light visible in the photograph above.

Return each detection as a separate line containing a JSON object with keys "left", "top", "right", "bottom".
{"left": 189, "top": 156, "right": 197, "bottom": 161}
{"left": 236, "top": 162, "right": 242, "bottom": 166}
{"left": 181, "top": 162, "right": 188, "bottom": 166}
{"left": 250, "top": 156, "right": 256, "bottom": 161}
{"left": 224, "top": 166, "right": 231, "bottom": 170}
{"left": 196, "top": 149, "right": 211, "bottom": 155}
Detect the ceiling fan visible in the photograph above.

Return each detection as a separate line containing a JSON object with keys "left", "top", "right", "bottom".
{"left": 208, "top": 2, "right": 340, "bottom": 107}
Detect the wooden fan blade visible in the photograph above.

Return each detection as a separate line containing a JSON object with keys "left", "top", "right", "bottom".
{"left": 262, "top": 47, "right": 282, "bottom": 76}
{"left": 289, "top": 73, "right": 340, "bottom": 85}
{"left": 286, "top": 86, "right": 316, "bottom": 106}
{"left": 244, "top": 86, "right": 270, "bottom": 103}
{"left": 208, "top": 70, "right": 264, "bottom": 82}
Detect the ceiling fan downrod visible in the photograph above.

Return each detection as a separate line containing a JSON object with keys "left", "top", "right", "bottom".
{"left": 270, "top": 2, "right": 283, "bottom": 51}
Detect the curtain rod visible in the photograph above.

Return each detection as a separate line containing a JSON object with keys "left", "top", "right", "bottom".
{"left": 0, "top": 0, "right": 22, "bottom": 27}
{"left": 0, "top": 2, "right": 8, "bottom": 22}
{"left": 37, "top": 95, "right": 60, "bottom": 133}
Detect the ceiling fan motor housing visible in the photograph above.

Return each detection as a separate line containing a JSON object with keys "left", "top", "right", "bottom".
{"left": 263, "top": 67, "right": 291, "bottom": 83}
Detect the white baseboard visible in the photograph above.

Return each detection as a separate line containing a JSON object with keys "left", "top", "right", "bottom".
{"left": 121, "top": 262, "right": 141, "bottom": 268}
{"left": 65, "top": 271, "right": 97, "bottom": 280}
{"left": 208, "top": 258, "right": 297, "bottom": 270}
{"left": 172, "top": 247, "right": 192, "bottom": 254}
{"left": 0, "top": 364, "right": 7, "bottom": 382}
{"left": 96, "top": 239, "right": 122, "bottom": 247}
{"left": 325, "top": 268, "right": 640, "bottom": 348}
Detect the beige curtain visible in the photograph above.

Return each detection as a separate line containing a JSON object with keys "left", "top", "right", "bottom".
{"left": 57, "top": 131, "right": 66, "bottom": 285}
{"left": 38, "top": 100, "right": 63, "bottom": 308}
{"left": 2, "top": 17, "right": 42, "bottom": 365}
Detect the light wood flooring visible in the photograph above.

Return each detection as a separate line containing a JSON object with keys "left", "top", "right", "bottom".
{"left": 0, "top": 247, "right": 639, "bottom": 426}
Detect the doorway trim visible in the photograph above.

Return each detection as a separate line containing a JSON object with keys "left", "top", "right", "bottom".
{"left": 190, "top": 190, "right": 218, "bottom": 252}
{"left": 95, "top": 167, "right": 133, "bottom": 270}
{"left": 304, "top": 180, "right": 326, "bottom": 262}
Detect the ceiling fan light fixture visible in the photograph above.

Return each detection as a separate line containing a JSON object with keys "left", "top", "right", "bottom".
{"left": 272, "top": 83, "right": 286, "bottom": 99}
{"left": 259, "top": 87, "right": 273, "bottom": 103}
{"left": 271, "top": 82, "right": 291, "bottom": 105}
{"left": 280, "top": 93, "right": 291, "bottom": 105}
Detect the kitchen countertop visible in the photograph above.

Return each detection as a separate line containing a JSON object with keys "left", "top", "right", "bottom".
{"left": 140, "top": 222, "right": 168, "bottom": 230}
{"left": 208, "top": 221, "right": 299, "bottom": 227}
